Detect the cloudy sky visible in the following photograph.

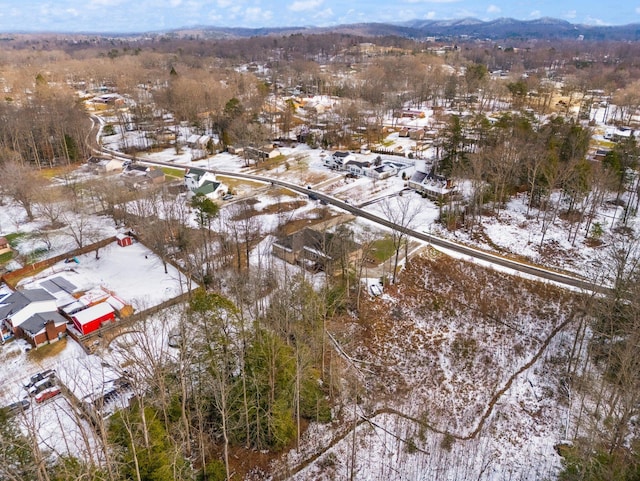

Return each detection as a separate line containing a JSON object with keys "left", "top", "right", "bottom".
{"left": 2, "top": 0, "right": 639, "bottom": 33}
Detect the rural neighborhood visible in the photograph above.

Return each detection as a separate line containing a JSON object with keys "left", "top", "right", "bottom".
{"left": 0, "top": 19, "right": 639, "bottom": 481}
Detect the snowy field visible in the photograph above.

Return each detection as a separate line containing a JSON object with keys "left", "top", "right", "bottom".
{"left": 18, "top": 240, "right": 193, "bottom": 311}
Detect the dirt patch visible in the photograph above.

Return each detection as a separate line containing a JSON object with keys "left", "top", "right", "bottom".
{"left": 260, "top": 200, "right": 307, "bottom": 215}
{"left": 27, "top": 337, "right": 69, "bottom": 361}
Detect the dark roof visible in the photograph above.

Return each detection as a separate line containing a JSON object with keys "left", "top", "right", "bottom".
{"left": 276, "top": 228, "right": 361, "bottom": 261}
{"left": 23, "top": 289, "right": 56, "bottom": 302}
{"left": 333, "top": 151, "right": 351, "bottom": 158}
{"left": 40, "top": 276, "right": 77, "bottom": 295}
{"left": 147, "top": 169, "right": 165, "bottom": 179}
{"left": 128, "top": 164, "right": 150, "bottom": 173}
{"left": 345, "top": 160, "right": 370, "bottom": 168}
{"left": 186, "top": 167, "right": 206, "bottom": 178}
{"left": 195, "top": 181, "right": 221, "bottom": 196}
{"left": 21, "top": 311, "right": 67, "bottom": 336}
{"left": 409, "top": 171, "right": 428, "bottom": 183}
{"left": 0, "top": 289, "right": 55, "bottom": 320}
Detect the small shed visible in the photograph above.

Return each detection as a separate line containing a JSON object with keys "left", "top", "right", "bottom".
{"left": 71, "top": 302, "right": 116, "bottom": 335}
{"left": 116, "top": 233, "right": 133, "bottom": 247}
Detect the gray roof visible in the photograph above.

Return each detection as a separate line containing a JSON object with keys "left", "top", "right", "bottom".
{"left": 22, "top": 289, "right": 56, "bottom": 302}
{"left": 40, "top": 276, "right": 77, "bottom": 295}
{"left": 20, "top": 311, "right": 68, "bottom": 336}
{"left": 0, "top": 289, "right": 56, "bottom": 321}
{"left": 409, "top": 171, "right": 428, "bottom": 183}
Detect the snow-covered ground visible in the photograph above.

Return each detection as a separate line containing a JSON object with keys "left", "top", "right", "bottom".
{"left": 0, "top": 237, "right": 196, "bottom": 463}
{"left": 0, "top": 98, "right": 631, "bottom": 479}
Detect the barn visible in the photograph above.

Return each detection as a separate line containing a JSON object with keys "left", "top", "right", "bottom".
{"left": 116, "top": 233, "right": 133, "bottom": 247}
{"left": 71, "top": 303, "right": 116, "bottom": 335}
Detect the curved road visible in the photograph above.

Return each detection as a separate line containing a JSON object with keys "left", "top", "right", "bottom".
{"left": 89, "top": 116, "right": 602, "bottom": 293}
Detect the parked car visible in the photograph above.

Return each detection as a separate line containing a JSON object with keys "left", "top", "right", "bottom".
{"left": 369, "top": 283, "right": 383, "bottom": 297}
{"left": 35, "top": 386, "right": 61, "bottom": 404}
{"left": 24, "top": 369, "right": 55, "bottom": 389}
{"left": 222, "top": 193, "right": 234, "bottom": 201}
{"left": 2, "top": 399, "right": 30, "bottom": 416}
{"left": 28, "top": 378, "right": 55, "bottom": 397}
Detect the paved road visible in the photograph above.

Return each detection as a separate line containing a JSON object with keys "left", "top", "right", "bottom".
{"left": 88, "top": 119, "right": 602, "bottom": 293}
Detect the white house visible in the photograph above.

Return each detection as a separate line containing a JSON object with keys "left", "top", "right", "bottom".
{"left": 408, "top": 170, "right": 456, "bottom": 200}
{"left": 344, "top": 159, "right": 371, "bottom": 177}
{"left": 184, "top": 167, "right": 227, "bottom": 200}
{"left": 88, "top": 157, "right": 123, "bottom": 173}
{"left": 324, "top": 151, "right": 356, "bottom": 169}
{"left": 367, "top": 163, "right": 398, "bottom": 180}
{"left": 0, "top": 289, "right": 58, "bottom": 334}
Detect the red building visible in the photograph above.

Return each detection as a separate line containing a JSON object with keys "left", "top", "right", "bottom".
{"left": 116, "top": 233, "right": 133, "bottom": 247}
{"left": 71, "top": 303, "right": 115, "bottom": 335}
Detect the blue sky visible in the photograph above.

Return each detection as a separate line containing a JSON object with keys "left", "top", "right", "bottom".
{"left": 2, "top": 0, "right": 640, "bottom": 33}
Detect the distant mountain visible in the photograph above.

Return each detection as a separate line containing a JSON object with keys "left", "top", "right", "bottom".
{"left": 166, "top": 17, "right": 640, "bottom": 42}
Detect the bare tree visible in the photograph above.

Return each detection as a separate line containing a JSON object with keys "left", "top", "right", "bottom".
{"left": 379, "top": 195, "right": 421, "bottom": 284}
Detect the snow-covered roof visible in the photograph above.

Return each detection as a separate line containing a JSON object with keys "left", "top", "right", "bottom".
{"left": 72, "top": 303, "right": 114, "bottom": 327}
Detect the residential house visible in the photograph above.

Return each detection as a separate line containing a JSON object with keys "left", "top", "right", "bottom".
{"left": 0, "top": 288, "right": 59, "bottom": 341}
{"left": 408, "top": 170, "right": 456, "bottom": 200}
{"left": 272, "top": 227, "right": 362, "bottom": 274}
{"left": 87, "top": 156, "right": 123, "bottom": 173}
{"left": 121, "top": 164, "right": 165, "bottom": 188}
{"left": 409, "top": 128, "right": 426, "bottom": 141}
{"left": 245, "top": 144, "right": 282, "bottom": 162}
{"left": 184, "top": 167, "right": 227, "bottom": 200}
{"left": 367, "top": 163, "right": 398, "bottom": 180}
{"left": 187, "top": 134, "right": 212, "bottom": 150}
{"left": 344, "top": 159, "right": 371, "bottom": 177}
{"left": 147, "top": 168, "right": 166, "bottom": 184}
{"left": 401, "top": 109, "right": 425, "bottom": 119}
{"left": 324, "top": 151, "right": 356, "bottom": 170}
{"left": 17, "top": 311, "right": 68, "bottom": 348}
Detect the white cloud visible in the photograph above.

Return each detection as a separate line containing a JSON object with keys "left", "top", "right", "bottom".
{"left": 244, "top": 7, "right": 272, "bottom": 22}
{"left": 217, "top": 0, "right": 234, "bottom": 8}
{"left": 636, "top": 7, "right": 640, "bottom": 14}
{"left": 207, "top": 12, "right": 223, "bottom": 23}
{"left": 288, "top": 0, "right": 323, "bottom": 12}
{"left": 425, "top": 10, "right": 436, "bottom": 19}
{"left": 169, "top": 0, "right": 182, "bottom": 6}
{"left": 313, "top": 8, "right": 334, "bottom": 20}
{"left": 564, "top": 10, "right": 577, "bottom": 19}
{"left": 487, "top": 5, "right": 501, "bottom": 14}
{"left": 530, "top": 10, "right": 541, "bottom": 18}
{"left": 66, "top": 8, "right": 80, "bottom": 16}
